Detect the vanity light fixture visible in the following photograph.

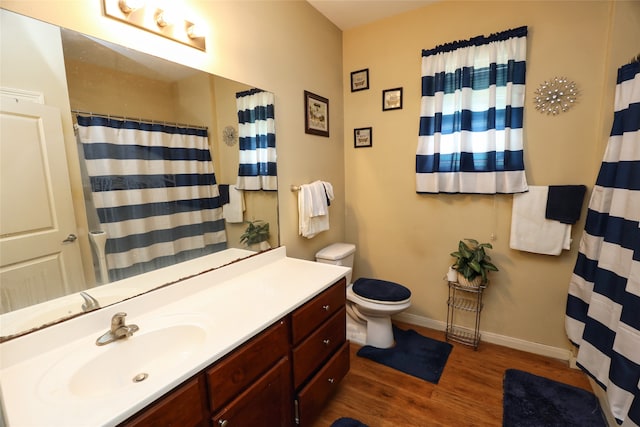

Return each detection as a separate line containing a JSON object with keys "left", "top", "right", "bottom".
{"left": 118, "top": 0, "right": 145, "bottom": 14}
{"left": 103, "top": 0, "right": 206, "bottom": 51}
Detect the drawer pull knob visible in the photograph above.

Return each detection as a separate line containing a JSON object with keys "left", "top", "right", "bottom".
{"left": 219, "top": 420, "right": 228, "bottom": 427}
{"left": 323, "top": 339, "right": 331, "bottom": 346}
{"left": 328, "top": 378, "right": 335, "bottom": 384}
{"left": 322, "top": 304, "right": 330, "bottom": 311}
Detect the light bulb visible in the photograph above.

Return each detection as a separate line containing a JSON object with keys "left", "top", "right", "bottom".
{"left": 118, "top": 0, "right": 145, "bottom": 13}
{"left": 187, "top": 23, "right": 205, "bottom": 39}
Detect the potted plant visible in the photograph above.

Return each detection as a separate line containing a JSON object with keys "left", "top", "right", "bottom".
{"left": 449, "top": 238, "right": 498, "bottom": 287}
{"left": 240, "top": 220, "right": 271, "bottom": 251}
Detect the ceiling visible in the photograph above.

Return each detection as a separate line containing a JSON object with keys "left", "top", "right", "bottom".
{"left": 306, "top": 0, "right": 437, "bottom": 31}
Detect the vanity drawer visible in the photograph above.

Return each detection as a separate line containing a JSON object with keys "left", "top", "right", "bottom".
{"left": 206, "top": 318, "right": 289, "bottom": 412}
{"left": 296, "top": 341, "right": 350, "bottom": 426}
{"left": 291, "top": 278, "right": 346, "bottom": 345}
{"left": 120, "top": 376, "right": 206, "bottom": 427}
{"left": 292, "top": 307, "right": 346, "bottom": 389}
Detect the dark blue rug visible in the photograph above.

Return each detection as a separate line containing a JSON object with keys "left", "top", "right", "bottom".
{"left": 503, "top": 369, "right": 607, "bottom": 427}
{"left": 330, "top": 417, "right": 368, "bottom": 427}
{"left": 356, "top": 325, "right": 452, "bottom": 384}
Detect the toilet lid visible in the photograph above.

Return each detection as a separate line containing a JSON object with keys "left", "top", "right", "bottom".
{"left": 352, "top": 278, "right": 411, "bottom": 302}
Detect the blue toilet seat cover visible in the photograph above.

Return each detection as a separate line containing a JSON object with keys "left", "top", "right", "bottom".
{"left": 352, "top": 278, "right": 411, "bottom": 302}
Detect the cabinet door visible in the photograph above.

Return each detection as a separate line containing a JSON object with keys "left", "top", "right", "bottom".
{"left": 212, "top": 357, "right": 293, "bottom": 427}
{"left": 120, "top": 376, "right": 206, "bottom": 427}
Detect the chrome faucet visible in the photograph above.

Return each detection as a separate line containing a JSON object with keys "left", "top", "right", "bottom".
{"left": 95, "top": 312, "right": 139, "bottom": 346}
{"left": 80, "top": 291, "right": 100, "bottom": 312}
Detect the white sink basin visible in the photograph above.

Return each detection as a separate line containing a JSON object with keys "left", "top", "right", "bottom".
{"left": 37, "top": 315, "right": 210, "bottom": 400}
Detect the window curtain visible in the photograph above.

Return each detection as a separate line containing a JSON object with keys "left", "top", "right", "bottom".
{"left": 235, "top": 89, "right": 277, "bottom": 191}
{"left": 416, "top": 26, "right": 528, "bottom": 194}
{"left": 565, "top": 61, "right": 640, "bottom": 426}
{"left": 77, "top": 115, "right": 227, "bottom": 281}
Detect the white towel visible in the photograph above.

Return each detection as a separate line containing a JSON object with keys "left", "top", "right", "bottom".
{"left": 510, "top": 186, "right": 571, "bottom": 255}
{"left": 298, "top": 181, "right": 334, "bottom": 238}
{"left": 223, "top": 185, "right": 245, "bottom": 223}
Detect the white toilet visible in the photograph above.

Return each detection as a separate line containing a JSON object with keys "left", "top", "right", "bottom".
{"left": 315, "top": 243, "right": 411, "bottom": 349}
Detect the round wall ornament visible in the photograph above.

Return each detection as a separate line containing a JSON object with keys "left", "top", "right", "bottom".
{"left": 222, "top": 125, "right": 238, "bottom": 146}
{"left": 533, "top": 77, "right": 579, "bottom": 116}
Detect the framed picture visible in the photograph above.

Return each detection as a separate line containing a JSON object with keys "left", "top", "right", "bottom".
{"left": 383, "top": 87, "right": 403, "bottom": 111}
{"left": 304, "top": 90, "right": 329, "bottom": 137}
{"left": 354, "top": 127, "right": 372, "bottom": 148}
{"left": 350, "top": 68, "right": 369, "bottom": 92}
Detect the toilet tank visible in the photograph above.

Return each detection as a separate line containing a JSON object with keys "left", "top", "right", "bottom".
{"left": 315, "top": 243, "right": 356, "bottom": 283}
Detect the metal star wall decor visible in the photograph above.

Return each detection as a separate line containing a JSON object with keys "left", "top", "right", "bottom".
{"left": 533, "top": 77, "right": 579, "bottom": 116}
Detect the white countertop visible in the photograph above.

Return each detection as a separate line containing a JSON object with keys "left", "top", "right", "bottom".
{"left": 0, "top": 247, "right": 350, "bottom": 426}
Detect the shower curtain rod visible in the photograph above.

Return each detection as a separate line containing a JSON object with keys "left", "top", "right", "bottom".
{"left": 71, "top": 109, "right": 208, "bottom": 130}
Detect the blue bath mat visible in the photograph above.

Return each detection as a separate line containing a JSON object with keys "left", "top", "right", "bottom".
{"left": 356, "top": 325, "right": 452, "bottom": 384}
{"left": 330, "top": 417, "right": 368, "bottom": 427}
{"left": 503, "top": 369, "right": 606, "bottom": 427}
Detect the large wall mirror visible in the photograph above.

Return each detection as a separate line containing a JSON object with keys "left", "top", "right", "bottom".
{"left": 0, "top": 9, "right": 279, "bottom": 340}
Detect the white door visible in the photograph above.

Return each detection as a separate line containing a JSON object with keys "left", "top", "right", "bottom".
{"left": 0, "top": 97, "right": 85, "bottom": 314}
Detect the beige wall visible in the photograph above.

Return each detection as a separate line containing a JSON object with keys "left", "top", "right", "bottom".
{"left": 1, "top": 0, "right": 345, "bottom": 262}
{"left": 343, "top": 0, "right": 640, "bottom": 351}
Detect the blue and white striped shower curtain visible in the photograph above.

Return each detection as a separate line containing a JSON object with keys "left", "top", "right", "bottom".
{"left": 416, "top": 26, "right": 528, "bottom": 194}
{"left": 565, "top": 61, "right": 640, "bottom": 426}
{"left": 235, "top": 89, "right": 277, "bottom": 191}
{"left": 77, "top": 115, "right": 227, "bottom": 281}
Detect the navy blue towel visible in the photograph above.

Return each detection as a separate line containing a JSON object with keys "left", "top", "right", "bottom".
{"left": 545, "top": 185, "right": 586, "bottom": 224}
{"left": 218, "top": 184, "right": 230, "bottom": 205}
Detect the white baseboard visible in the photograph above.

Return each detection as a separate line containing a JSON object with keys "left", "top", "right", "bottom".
{"left": 393, "top": 312, "right": 573, "bottom": 362}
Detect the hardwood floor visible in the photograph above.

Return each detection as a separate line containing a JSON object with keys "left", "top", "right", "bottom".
{"left": 311, "top": 321, "right": 592, "bottom": 427}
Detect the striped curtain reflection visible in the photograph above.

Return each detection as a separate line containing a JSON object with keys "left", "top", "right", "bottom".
{"left": 235, "top": 89, "right": 277, "bottom": 191}
{"left": 565, "top": 61, "right": 640, "bottom": 426}
{"left": 416, "top": 26, "right": 528, "bottom": 194}
{"left": 77, "top": 115, "right": 227, "bottom": 281}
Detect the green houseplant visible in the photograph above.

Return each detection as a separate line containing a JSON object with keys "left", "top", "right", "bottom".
{"left": 240, "top": 220, "right": 270, "bottom": 249}
{"left": 450, "top": 238, "right": 498, "bottom": 287}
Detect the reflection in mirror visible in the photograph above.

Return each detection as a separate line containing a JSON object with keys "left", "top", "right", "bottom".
{"left": 0, "top": 10, "right": 279, "bottom": 340}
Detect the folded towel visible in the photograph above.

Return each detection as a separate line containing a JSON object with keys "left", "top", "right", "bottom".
{"left": 298, "top": 181, "right": 334, "bottom": 238}
{"left": 510, "top": 186, "right": 572, "bottom": 255}
{"left": 545, "top": 185, "right": 587, "bottom": 224}
{"left": 222, "top": 185, "right": 245, "bottom": 223}
{"left": 309, "top": 181, "right": 328, "bottom": 216}
{"left": 218, "top": 184, "right": 230, "bottom": 205}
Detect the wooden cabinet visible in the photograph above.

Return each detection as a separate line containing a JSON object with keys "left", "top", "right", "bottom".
{"left": 212, "top": 357, "right": 292, "bottom": 427}
{"left": 120, "top": 376, "right": 207, "bottom": 427}
{"left": 206, "top": 319, "right": 290, "bottom": 412}
{"left": 119, "top": 278, "right": 348, "bottom": 427}
{"left": 292, "top": 278, "right": 349, "bottom": 426}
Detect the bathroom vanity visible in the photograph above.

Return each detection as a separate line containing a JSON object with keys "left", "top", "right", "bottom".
{"left": 0, "top": 247, "right": 350, "bottom": 426}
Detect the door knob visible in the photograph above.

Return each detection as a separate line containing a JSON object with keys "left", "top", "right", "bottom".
{"left": 62, "top": 233, "right": 78, "bottom": 243}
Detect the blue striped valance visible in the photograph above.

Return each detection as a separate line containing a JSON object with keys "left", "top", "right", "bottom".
{"left": 416, "top": 26, "right": 528, "bottom": 194}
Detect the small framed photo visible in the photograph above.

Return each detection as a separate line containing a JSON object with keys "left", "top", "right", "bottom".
{"left": 354, "top": 127, "right": 372, "bottom": 148}
{"left": 382, "top": 87, "right": 403, "bottom": 111}
{"left": 350, "top": 68, "right": 369, "bottom": 92}
{"left": 304, "top": 90, "right": 329, "bottom": 137}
